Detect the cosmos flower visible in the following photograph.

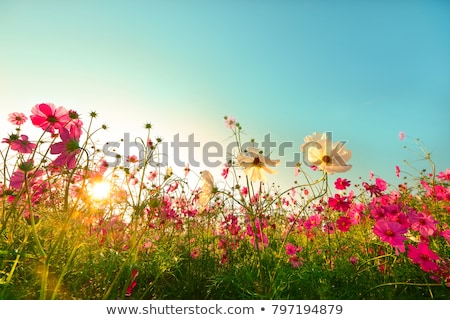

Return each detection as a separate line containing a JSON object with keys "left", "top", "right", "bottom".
{"left": 407, "top": 242, "right": 440, "bottom": 273}
{"left": 285, "top": 243, "right": 297, "bottom": 256}
{"left": 224, "top": 116, "right": 237, "bottom": 129}
{"left": 10, "top": 135, "right": 36, "bottom": 154}
{"left": 334, "top": 177, "right": 351, "bottom": 190}
{"left": 336, "top": 215, "right": 352, "bottom": 232}
{"left": 408, "top": 211, "right": 438, "bottom": 237}
{"left": 3, "top": 134, "right": 36, "bottom": 154}
{"left": 8, "top": 112, "right": 28, "bottom": 126}
{"left": 197, "top": 170, "right": 214, "bottom": 213}
{"left": 50, "top": 127, "right": 81, "bottom": 169}
{"left": 30, "top": 103, "right": 70, "bottom": 133}
{"left": 237, "top": 147, "right": 280, "bottom": 182}
{"left": 301, "top": 132, "right": 352, "bottom": 173}
{"left": 373, "top": 220, "right": 407, "bottom": 252}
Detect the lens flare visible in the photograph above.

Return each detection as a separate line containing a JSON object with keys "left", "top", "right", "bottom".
{"left": 89, "top": 181, "right": 111, "bottom": 201}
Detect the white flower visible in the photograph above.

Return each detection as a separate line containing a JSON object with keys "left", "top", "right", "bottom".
{"left": 237, "top": 147, "right": 280, "bottom": 182}
{"left": 301, "top": 132, "right": 352, "bottom": 173}
{"left": 197, "top": 170, "right": 214, "bottom": 212}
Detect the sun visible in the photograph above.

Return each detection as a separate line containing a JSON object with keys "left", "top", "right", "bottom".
{"left": 89, "top": 180, "right": 111, "bottom": 201}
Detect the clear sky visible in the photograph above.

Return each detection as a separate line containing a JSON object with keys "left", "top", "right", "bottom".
{"left": 1, "top": 0, "right": 449, "bottom": 191}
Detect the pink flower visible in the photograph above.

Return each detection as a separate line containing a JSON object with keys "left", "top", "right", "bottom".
{"left": 398, "top": 131, "right": 405, "bottom": 141}
{"left": 334, "top": 178, "right": 351, "bottom": 190}
{"left": 30, "top": 103, "right": 70, "bottom": 133}
{"left": 285, "top": 243, "right": 297, "bottom": 256}
{"left": 221, "top": 164, "right": 230, "bottom": 179}
{"left": 442, "top": 229, "right": 450, "bottom": 245}
{"left": 9, "top": 162, "right": 44, "bottom": 191}
{"left": 363, "top": 178, "right": 387, "bottom": 197}
{"left": 407, "top": 242, "right": 440, "bottom": 272}
{"left": 125, "top": 268, "right": 139, "bottom": 297}
{"left": 349, "top": 256, "right": 358, "bottom": 265}
{"left": 126, "top": 155, "right": 139, "bottom": 163}
{"left": 289, "top": 256, "right": 304, "bottom": 268}
{"left": 437, "top": 169, "right": 450, "bottom": 181}
{"left": 395, "top": 165, "right": 401, "bottom": 178}
{"left": 190, "top": 247, "right": 200, "bottom": 259}
{"left": 375, "top": 178, "right": 387, "bottom": 191}
{"left": 8, "top": 112, "right": 28, "bottom": 125}
{"left": 50, "top": 127, "right": 81, "bottom": 169}
{"left": 336, "top": 215, "right": 352, "bottom": 232}
{"left": 328, "top": 193, "right": 352, "bottom": 212}
{"left": 348, "top": 203, "right": 364, "bottom": 225}
{"left": 10, "top": 135, "right": 36, "bottom": 154}
{"left": 184, "top": 163, "right": 190, "bottom": 177}
{"left": 224, "top": 116, "right": 236, "bottom": 129}
{"left": 147, "top": 170, "right": 157, "bottom": 181}
{"left": 304, "top": 214, "right": 322, "bottom": 230}
{"left": 408, "top": 211, "right": 438, "bottom": 237}
{"left": 324, "top": 221, "right": 335, "bottom": 234}
{"left": 373, "top": 220, "right": 407, "bottom": 252}
{"left": 369, "top": 170, "right": 374, "bottom": 180}
{"left": 67, "top": 110, "right": 83, "bottom": 137}
{"left": 290, "top": 187, "right": 296, "bottom": 197}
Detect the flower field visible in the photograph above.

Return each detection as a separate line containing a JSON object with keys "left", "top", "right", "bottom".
{"left": 1, "top": 104, "right": 449, "bottom": 300}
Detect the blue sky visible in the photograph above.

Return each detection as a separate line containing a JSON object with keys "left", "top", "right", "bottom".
{"left": 1, "top": 0, "right": 449, "bottom": 191}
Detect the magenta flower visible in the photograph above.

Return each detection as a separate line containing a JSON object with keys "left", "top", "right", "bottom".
{"left": 50, "top": 127, "right": 81, "bottom": 169}
{"left": 285, "top": 243, "right": 297, "bottom": 256}
{"left": 375, "top": 178, "right": 387, "bottom": 191}
{"left": 441, "top": 229, "right": 450, "bottom": 245}
{"left": 398, "top": 131, "right": 405, "bottom": 141}
{"left": 336, "top": 215, "right": 352, "bottom": 232}
{"left": 10, "top": 162, "right": 43, "bottom": 190}
{"left": 10, "top": 135, "right": 36, "bottom": 154}
{"left": 407, "top": 242, "right": 440, "bottom": 272}
{"left": 437, "top": 169, "right": 450, "bottom": 181}
{"left": 373, "top": 220, "right": 407, "bottom": 252}
{"left": 408, "top": 211, "right": 438, "bottom": 237}
{"left": 328, "top": 193, "right": 352, "bottom": 212}
{"left": 30, "top": 103, "right": 70, "bottom": 133}
{"left": 304, "top": 214, "right": 322, "bottom": 230}
{"left": 363, "top": 178, "right": 387, "bottom": 197}
{"left": 334, "top": 178, "right": 351, "bottom": 190}
{"left": 8, "top": 112, "right": 28, "bottom": 125}
{"left": 395, "top": 165, "right": 401, "bottom": 178}
{"left": 125, "top": 268, "right": 139, "bottom": 297}
{"left": 221, "top": 164, "right": 230, "bottom": 179}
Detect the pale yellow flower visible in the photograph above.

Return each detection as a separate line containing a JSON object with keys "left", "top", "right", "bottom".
{"left": 197, "top": 170, "right": 214, "bottom": 212}
{"left": 237, "top": 147, "right": 280, "bottom": 182}
{"left": 301, "top": 132, "right": 352, "bottom": 173}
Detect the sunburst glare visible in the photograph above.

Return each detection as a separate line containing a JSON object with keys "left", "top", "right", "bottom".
{"left": 89, "top": 180, "right": 111, "bottom": 201}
